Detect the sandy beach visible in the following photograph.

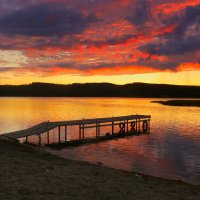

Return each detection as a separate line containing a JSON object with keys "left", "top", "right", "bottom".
{"left": 0, "top": 139, "right": 199, "bottom": 200}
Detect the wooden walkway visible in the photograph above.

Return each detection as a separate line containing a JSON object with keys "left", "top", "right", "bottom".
{"left": 2, "top": 115, "right": 151, "bottom": 145}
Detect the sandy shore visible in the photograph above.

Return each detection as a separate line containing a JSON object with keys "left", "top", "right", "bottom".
{"left": 0, "top": 139, "right": 199, "bottom": 200}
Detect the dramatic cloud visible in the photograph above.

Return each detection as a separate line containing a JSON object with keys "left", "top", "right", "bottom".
{"left": 141, "top": 4, "right": 200, "bottom": 56}
{"left": 141, "top": 37, "right": 200, "bottom": 56}
{"left": 126, "top": 0, "right": 151, "bottom": 26}
{"left": 174, "top": 4, "right": 200, "bottom": 36}
{"left": 0, "top": 0, "right": 200, "bottom": 84}
{"left": 0, "top": 3, "right": 97, "bottom": 37}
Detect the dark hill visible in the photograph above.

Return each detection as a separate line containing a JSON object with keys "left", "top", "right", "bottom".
{"left": 0, "top": 82, "right": 199, "bottom": 98}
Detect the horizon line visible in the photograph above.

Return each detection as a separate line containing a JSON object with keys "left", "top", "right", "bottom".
{"left": 0, "top": 82, "right": 200, "bottom": 87}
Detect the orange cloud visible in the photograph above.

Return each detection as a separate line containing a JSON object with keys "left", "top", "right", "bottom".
{"left": 155, "top": 0, "right": 200, "bottom": 15}
{"left": 177, "top": 63, "right": 200, "bottom": 71}
{"left": 152, "top": 24, "right": 177, "bottom": 36}
{"left": 83, "top": 65, "right": 161, "bottom": 76}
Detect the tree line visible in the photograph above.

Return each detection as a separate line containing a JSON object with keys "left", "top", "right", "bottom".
{"left": 0, "top": 82, "right": 199, "bottom": 98}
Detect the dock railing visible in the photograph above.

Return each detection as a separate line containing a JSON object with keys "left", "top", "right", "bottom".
{"left": 2, "top": 114, "right": 151, "bottom": 146}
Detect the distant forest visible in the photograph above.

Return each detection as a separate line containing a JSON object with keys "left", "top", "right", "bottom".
{"left": 0, "top": 82, "right": 200, "bottom": 98}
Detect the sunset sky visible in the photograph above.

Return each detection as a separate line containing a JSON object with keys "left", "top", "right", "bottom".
{"left": 0, "top": 0, "right": 200, "bottom": 85}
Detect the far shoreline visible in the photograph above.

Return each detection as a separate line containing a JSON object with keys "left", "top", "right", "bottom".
{"left": 0, "top": 82, "right": 200, "bottom": 98}
{"left": 1, "top": 96, "right": 200, "bottom": 99}
{"left": 152, "top": 100, "right": 200, "bottom": 107}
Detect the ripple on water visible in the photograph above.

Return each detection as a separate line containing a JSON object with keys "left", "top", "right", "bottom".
{"left": 1, "top": 97, "right": 200, "bottom": 184}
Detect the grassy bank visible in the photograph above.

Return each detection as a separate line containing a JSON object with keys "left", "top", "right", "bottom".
{"left": 152, "top": 100, "right": 200, "bottom": 107}
{"left": 0, "top": 139, "right": 199, "bottom": 200}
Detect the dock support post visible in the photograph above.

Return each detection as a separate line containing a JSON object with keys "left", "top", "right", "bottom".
{"left": 96, "top": 123, "right": 100, "bottom": 137}
{"left": 25, "top": 136, "right": 28, "bottom": 143}
{"left": 82, "top": 124, "right": 85, "bottom": 140}
{"left": 112, "top": 121, "right": 114, "bottom": 135}
{"left": 47, "top": 130, "right": 49, "bottom": 145}
{"left": 79, "top": 124, "right": 85, "bottom": 140}
{"left": 136, "top": 119, "right": 138, "bottom": 133}
{"left": 38, "top": 134, "right": 41, "bottom": 146}
{"left": 98, "top": 123, "right": 100, "bottom": 137}
{"left": 65, "top": 126, "right": 67, "bottom": 142}
{"left": 96, "top": 123, "right": 98, "bottom": 137}
{"left": 79, "top": 125, "right": 82, "bottom": 140}
{"left": 58, "top": 126, "right": 61, "bottom": 143}
{"left": 126, "top": 120, "right": 129, "bottom": 133}
{"left": 138, "top": 118, "right": 140, "bottom": 133}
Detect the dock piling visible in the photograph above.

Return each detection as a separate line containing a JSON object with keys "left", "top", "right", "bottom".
{"left": 138, "top": 118, "right": 141, "bottom": 133}
{"left": 47, "top": 130, "right": 50, "bottom": 145}
{"left": 79, "top": 125, "right": 82, "bottom": 140}
{"left": 112, "top": 121, "right": 114, "bottom": 135}
{"left": 82, "top": 123, "right": 85, "bottom": 140}
{"left": 58, "top": 126, "right": 61, "bottom": 143}
{"left": 38, "top": 134, "right": 41, "bottom": 146}
{"left": 65, "top": 126, "right": 67, "bottom": 142}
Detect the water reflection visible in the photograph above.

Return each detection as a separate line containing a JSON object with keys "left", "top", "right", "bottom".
{"left": 0, "top": 97, "right": 200, "bottom": 184}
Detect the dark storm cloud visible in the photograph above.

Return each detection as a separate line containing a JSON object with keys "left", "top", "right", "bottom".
{"left": 141, "top": 36, "right": 200, "bottom": 56}
{"left": 126, "top": 0, "right": 151, "bottom": 26}
{"left": 174, "top": 4, "right": 200, "bottom": 37}
{"left": 141, "top": 4, "right": 200, "bottom": 56}
{"left": 0, "top": 3, "right": 98, "bottom": 37}
{"left": 0, "top": 0, "right": 36, "bottom": 17}
{"left": 28, "top": 61, "right": 138, "bottom": 73}
{"left": 32, "top": 59, "right": 179, "bottom": 73}
{"left": 0, "top": 34, "right": 79, "bottom": 50}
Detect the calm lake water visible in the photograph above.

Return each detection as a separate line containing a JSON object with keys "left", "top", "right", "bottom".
{"left": 0, "top": 97, "right": 200, "bottom": 184}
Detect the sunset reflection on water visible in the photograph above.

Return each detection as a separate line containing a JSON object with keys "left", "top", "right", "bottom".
{"left": 0, "top": 97, "right": 200, "bottom": 184}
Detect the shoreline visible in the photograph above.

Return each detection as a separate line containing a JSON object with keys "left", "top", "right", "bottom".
{"left": 152, "top": 100, "right": 200, "bottom": 107}
{"left": 1, "top": 82, "right": 200, "bottom": 98}
{"left": 45, "top": 147, "right": 199, "bottom": 186}
{"left": 0, "top": 139, "right": 199, "bottom": 199}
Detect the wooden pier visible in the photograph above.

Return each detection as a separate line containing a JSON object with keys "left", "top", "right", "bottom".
{"left": 2, "top": 115, "right": 151, "bottom": 146}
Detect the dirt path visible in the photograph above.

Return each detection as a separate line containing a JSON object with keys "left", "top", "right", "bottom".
{"left": 0, "top": 139, "right": 199, "bottom": 200}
